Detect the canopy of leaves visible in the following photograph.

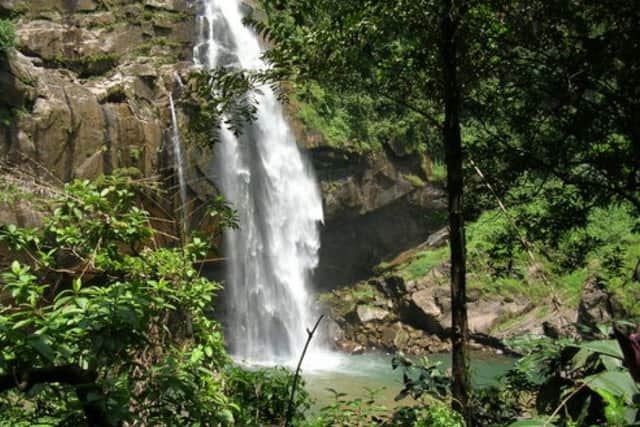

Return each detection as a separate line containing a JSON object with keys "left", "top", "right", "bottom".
{"left": 254, "top": 0, "right": 639, "bottom": 212}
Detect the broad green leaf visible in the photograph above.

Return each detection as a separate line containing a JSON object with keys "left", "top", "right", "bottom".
{"left": 601, "top": 355, "right": 623, "bottom": 371}
{"left": 572, "top": 340, "right": 623, "bottom": 360}
{"left": 583, "top": 371, "right": 639, "bottom": 405}
{"left": 10, "top": 260, "right": 21, "bottom": 275}
{"left": 12, "top": 318, "right": 34, "bottom": 330}
{"left": 27, "top": 335, "right": 55, "bottom": 362}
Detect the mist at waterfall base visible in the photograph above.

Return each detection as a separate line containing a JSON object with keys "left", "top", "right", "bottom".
{"left": 194, "top": 0, "right": 341, "bottom": 370}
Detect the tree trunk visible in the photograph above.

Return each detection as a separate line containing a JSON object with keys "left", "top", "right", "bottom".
{"left": 440, "top": 0, "right": 470, "bottom": 420}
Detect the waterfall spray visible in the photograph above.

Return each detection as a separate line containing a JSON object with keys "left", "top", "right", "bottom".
{"left": 194, "top": 0, "right": 326, "bottom": 364}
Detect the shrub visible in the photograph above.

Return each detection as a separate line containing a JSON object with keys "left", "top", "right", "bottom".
{"left": 0, "top": 175, "right": 236, "bottom": 425}
{"left": 225, "top": 366, "right": 310, "bottom": 426}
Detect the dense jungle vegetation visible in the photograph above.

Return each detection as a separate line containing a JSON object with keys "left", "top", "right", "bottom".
{"left": 0, "top": 0, "right": 639, "bottom": 425}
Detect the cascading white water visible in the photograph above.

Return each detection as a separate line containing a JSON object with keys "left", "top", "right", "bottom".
{"left": 168, "top": 94, "right": 188, "bottom": 223}
{"left": 194, "top": 0, "right": 325, "bottom": 364}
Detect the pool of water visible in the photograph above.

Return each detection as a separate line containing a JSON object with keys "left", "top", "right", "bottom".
{"left": 301, "top": 351, "right": 514, "bottom": 411}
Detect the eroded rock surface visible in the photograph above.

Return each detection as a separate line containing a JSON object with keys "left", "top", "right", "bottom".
{"left": 0, "top": 0, "right": 217, "bottom": 229}
{"left": 310, "top": 146, "right": 447, "bottom": 290}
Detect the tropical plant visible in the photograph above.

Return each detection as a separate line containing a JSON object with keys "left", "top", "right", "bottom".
{"left": 224, "top": 366, "right": 310, "bottom": 426}
{"left": 505, "top": 333, "right": 640, "bottom": 426}
{"left": 0, "top": 175, "right": 239, "bottom": 425}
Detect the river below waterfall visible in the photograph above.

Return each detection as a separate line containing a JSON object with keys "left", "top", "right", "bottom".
{"left": 302, "top": 352, "right": 514, "bottom": 412}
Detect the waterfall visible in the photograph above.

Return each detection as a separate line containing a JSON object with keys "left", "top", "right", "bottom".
{"left": 194, "top": 0, "right": 325, "bottom": 364}
{"left": 168, "top": 94, "right": 188, "bottom": 229}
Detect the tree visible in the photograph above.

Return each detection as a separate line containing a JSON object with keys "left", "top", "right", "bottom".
{"left": 466, "top": 0, "right": 640, "bottom": 213}
{"left": 249, "top": 0, "right": 640, "bottom": 418}
{"left": 252, "top": 0, "right": 496, "bottom": 416}
{"left": 440, "top": 1, "right": 470, "bottom": 417}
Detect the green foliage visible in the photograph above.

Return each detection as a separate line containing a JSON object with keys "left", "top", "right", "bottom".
{"left": 458, "top": 188, "right": 640, "bottom": 309}
{"left": 400, "top": 247, "right": 448, "bottom": 280}
{"left": 501, "top": 334, "right": 640, "bottom": 427}
{"left": 467, "top": 210, "right": 521, "bottom": 277}
{"left": 291, "top": 81, "right": 434, "bottom": 156}
{"left": 307, "top": 387, "right": 465, "bottom": 427}
{"left": 468, "top": 0, "right": 640, "bottom": 211}
{"left": 406, "top": 403, "right": 466, "bottom": 427}
{"left": 403, "top": 174, "right": 426, "bottom": 189}
{"left": 392, "top": 354, "right": 451, "bottom": 401}
{"left": 184, "top": 69, "right": 267, "bottom": 146}
{"left": 0, "top": 176, "right": 240, "bottom": 425}
{"left": 0, "top": 19, "right": 15, "bottom": 54}
{"left": 457, "top": 333, "right": 640, "bottom": 427}
{"left": 224, "top": 366, "right": 310, "bottom": 426}
{"left": 429, "top": 163, "right": 447, "bottom": 182}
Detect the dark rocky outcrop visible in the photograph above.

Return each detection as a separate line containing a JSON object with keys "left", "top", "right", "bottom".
{"left": 309, "top": 145, "right": 447, "bottom": 290}
{"left": 576, "top": 276, "right": 627, "bottom": 339}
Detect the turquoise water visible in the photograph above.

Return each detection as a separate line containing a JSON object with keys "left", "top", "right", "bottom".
{"left": 302, "top": 352, "right": 514, "bottom": 411}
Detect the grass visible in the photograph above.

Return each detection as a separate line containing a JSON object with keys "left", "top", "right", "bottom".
{"left": 400, "top": 246, "right": 449, "bottom": 280}
{"left": 556, "top": 268, "right": 590, "bottom": 305}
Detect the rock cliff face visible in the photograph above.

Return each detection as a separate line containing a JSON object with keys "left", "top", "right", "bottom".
{"left": 0, "top": 0, "right": 201, "bottom": 230}
{"left": 308, "top": 144, "right": 447, "bottom": 290}
{"left": 0, "top": 0, "right": 447, "bottom": 291}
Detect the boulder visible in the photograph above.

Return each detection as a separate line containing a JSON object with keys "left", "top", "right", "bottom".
{"left": 144, "top": 0, "right": 188, "bottom": 12}
{"left": 324, "top": 317, "right": 345, "bottom": 343}
{"left": 380, "top": 322, "right": 409, "bottom": 349}
{"left": 577, "top": 277, "right": 616, "bottom": 336}
{"left": 401, "top": 287, "right": 446, "bottom": 335}
{"left": 467, "top": 300, "right": 503, "bottom": 335}
{"left": 425, "top": 226, "right": 449, "bottom": 248}
{"left": 356, "top": 304, "right": 389, "bottom": 323}
{"left": 335, "top": 339, "right": 365, "bottom": 355}
{"left": 17, "top": 20, "right": 102, "bottom": 62}
{"left": 411, "top": 289, "right": 442, "bottom": 318}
